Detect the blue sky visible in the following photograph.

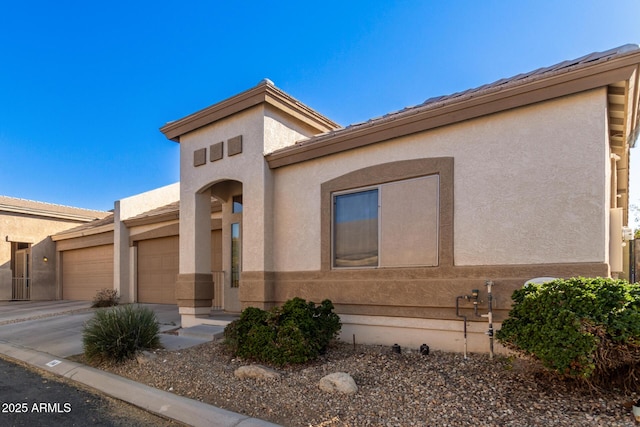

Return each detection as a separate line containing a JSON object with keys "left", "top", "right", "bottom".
{"left": 1, "top": 1, "right": 639, "bottom": 220}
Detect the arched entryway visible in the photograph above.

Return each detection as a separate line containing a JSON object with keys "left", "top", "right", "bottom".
{"left": 210, "top": 179, "right": 243, "bottom": 313}
{"left": 175, "top": 179, "right": 243, "bottom": 323}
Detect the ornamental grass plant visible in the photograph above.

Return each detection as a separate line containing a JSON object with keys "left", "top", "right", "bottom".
{"left": 83, "top": 304, "right": 160, "bottom": 364}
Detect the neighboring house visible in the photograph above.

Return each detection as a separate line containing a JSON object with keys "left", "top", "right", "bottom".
{"left": 0, "top": 196, "right": 108, "bottom": 301}
{"left": 52, "top": 183, "right": 179, "bottom": 302}
{"left": 48, "top": 44, "right": 639, "bottom": 353}
{"left": 52, "top": 184, "right": 226, "bottom": 308}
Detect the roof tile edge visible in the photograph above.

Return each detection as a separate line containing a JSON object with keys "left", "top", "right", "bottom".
{"left": 265, "top": 43, "right": 640, "bottom": 168}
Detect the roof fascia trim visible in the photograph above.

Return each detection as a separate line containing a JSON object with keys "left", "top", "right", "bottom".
{"left": 160, "top": 83, "right": 339, "bottom": 142}
{"left": 267, "top": 56, "right": 640, "bottom": 168}
{"left": 0, "top": 204, "right": 104, "bottom": 222}
{"left": 123, "top": 211, "right": 180, "bottom": 227}
{"left": 51, "top": 223, "right": 115, "bottom": 241}
{"left": 629, "top": 66, "right": 640, "bottom": 148}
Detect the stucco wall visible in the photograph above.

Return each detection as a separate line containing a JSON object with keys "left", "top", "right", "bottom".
{"left": 118, "top": 182, "right": 180, "bottom": 221}
{"left": 0, "top": 214, "right": 89, "bottom": 300}
{"left": 179, "top": 104, "right": 318, "bottom": 274}
{"left": 114, "top": 182, "right": 180, "bottom": 302}
{"left": 271, "top": 89, "right": 608, "bottom": 271}
{"left": 263, "top": 105, "right": 321, "bottom": 154}
{"left": 179, "top": 106, "right": 267, "bottom": 273}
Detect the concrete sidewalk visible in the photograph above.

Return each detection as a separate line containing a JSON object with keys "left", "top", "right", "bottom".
{"left": 0, "top": 300, "right": 279, "bottom": 427}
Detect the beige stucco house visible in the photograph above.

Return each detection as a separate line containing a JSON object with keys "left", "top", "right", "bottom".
{"left": 0, "top": 196, "right": 108, "bottom": 301}
{"left": 50, "top": 44, "right": 639, "bottom": 353}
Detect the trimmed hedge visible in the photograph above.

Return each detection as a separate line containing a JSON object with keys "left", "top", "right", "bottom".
{"left": 224, "top": 297, "right": 341, "bottom": 366}
{"left": 497, "top": 277, "right": 640, "bottom": 388}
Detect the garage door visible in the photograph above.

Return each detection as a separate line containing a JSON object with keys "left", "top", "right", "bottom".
{"left": 137, "top": 236, "right": 179, "bottom": 304}
{"left": 62, "top": 245, "right": 114, "bottom": 301}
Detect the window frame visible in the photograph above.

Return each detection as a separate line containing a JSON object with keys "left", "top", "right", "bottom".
{"left": 331, "top": 185, "right": 381, "bottom": 269}
{"left": 320, "top": 158, "right": 454, "bottom": 271}
{"left": 230, "top": 222, "right": 241, "bottom": 287}
{"left": 331, "top": 175, "right": 439, "bottom": 269}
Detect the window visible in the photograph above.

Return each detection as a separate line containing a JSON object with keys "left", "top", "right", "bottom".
{"left": 333, "top": 188, "right": 379, "bottom": 267}
{"left": 231, "top": 223, "right": 241, "bottom": 287}
{"left": 332, "top": 175, "right": 439, "bottom": 268}
{"left": 232, "top": 195, "right": 243, "bottom": 213}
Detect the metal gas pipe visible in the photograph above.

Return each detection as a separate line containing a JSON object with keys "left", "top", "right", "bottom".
{"left": 455, "top": 289, "right": 479, "bottom": 360}
{"left": 457, "top": 282, "right": 495, "bottom": 359}
{"left": 480, "top": 280, "right": 495, "bottom": 360}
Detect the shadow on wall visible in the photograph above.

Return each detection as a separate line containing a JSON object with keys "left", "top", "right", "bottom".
{"left": 0, "top": 237, "right": 57, "bottom": 301}
{"left": 0, "top": 257, "right": 10, "bottom": 300}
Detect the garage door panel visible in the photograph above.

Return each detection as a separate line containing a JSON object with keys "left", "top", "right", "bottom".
{"left": 62, "top": 245, "right": 114, "bottom": 301}
{"left": 137, "top": 232, "right": 221, "bottom": 305}
{"left": 143, "top": 256, "right": 162, "bottom": 270}
{"left": 162, "top": 255, "right": 178, "bottom": 269}
{"left": 137, "top": 236, "right": 179, "bottom": 304}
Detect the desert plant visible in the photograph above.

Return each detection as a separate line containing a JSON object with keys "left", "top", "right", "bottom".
{"left": 91, "top": 288, "right": 119, "bottom": 308}
{"left": 83, "top": 305, "right": 160, "bottom": 364}
{"left": 224, "top": 297, "right": 341, "bottom": 366}
{"left": 497, "top": 277, "right": 640, "bottom": 389}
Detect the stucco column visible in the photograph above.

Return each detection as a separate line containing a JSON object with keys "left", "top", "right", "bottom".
{"left": 177, "top": 190, "right": 213, "bottom": 319}
{"left": 238, "top": 166, "right": 275, "bottom": 310}
{"left": 113, "top": 201, "right": 132, "bottom": 303}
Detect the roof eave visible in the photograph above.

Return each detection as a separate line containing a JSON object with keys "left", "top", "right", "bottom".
{"left": 123, "top": 210, "right": 180, "bottom": 227}
{"left": 51, "top": 223, "right": 115, "bottom": 241}
{"left": 266, "top": 49, "right": 640, "bottom": 169}
{"left": 159, "top": 81, "right": 340, "bottom": 142}
{"left": 0, "top": 203, "right": 107, "bottom": 223}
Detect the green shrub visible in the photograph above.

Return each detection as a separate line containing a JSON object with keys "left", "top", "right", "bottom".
{"left": 91, "top": 288, "right": 119, "bottom": 308}
{"left": 223, "top": 297, "right": 341, "bottom": 366}
{"left": 83, "top": 305, "right": 160, "bottom": 364}
{"left": 497, "top": 277, "right": 640, "bottom": 388}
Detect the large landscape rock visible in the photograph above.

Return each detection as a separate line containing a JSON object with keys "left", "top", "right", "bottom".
{"left": 318, "top": 372, "right": 358, "bottom": 395}
{"left": 234, "top": 365, "right": 281, "bottom": 380}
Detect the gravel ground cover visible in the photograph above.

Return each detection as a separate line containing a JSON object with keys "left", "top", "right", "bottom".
{"left": 94, "top": 340, "right": 639, "bottom": 427}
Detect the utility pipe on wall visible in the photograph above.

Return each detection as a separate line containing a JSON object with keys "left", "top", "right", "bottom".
{"left": 455, "top": 295, "right": 469, "bottom": 360}
{"left": 480, "top": 280, "right": 495, "bottom": 360}
{"left": 455, "top": 289, "right": 479, "bottom": 360}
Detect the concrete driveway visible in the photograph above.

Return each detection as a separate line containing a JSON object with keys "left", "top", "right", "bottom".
{"left": 0, "top": 300, "right": 278, "bottom": 427}
{"left": 0, "top": 300, "right": 207, "bottom": 358}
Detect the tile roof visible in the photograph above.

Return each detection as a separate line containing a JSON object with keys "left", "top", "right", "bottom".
{"left": 52, "top": 213, "right": 115, "bottom": 238}
{"left": 123, "top": 198, "right": 221, "bottom": 226}
{"left": 123, "top": 201, "right": 180, "bottom": 224}
{"left": 53, "top": 197, "right": 223, "bottom": 239}
{"left": 0, "top": 195, "right": 110, "bottom": 221}
{"left": 295, "top": 44, "right": 640, "bottom": 146}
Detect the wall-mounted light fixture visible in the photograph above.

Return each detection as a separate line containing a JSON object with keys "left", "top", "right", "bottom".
{"left": 43, "top": 256, "right": 48, "bottom": 263}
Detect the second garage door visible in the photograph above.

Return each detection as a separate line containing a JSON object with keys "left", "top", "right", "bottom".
{"left": 62, "top": 244, "right": 114, "bottom": 301}
{"left": 137, "top": 235, "right": 179, "bottom": 304}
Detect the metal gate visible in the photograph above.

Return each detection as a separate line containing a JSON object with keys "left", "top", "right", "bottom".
{"left": 12, "top": 248, "right": 30, "bottom": 300}
{"left": 212, "top": 271, "right": 224, "bottom": 309}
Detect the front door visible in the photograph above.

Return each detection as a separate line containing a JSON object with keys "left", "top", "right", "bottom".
{"left": 13, "top": 247, "right": 30, "bottom": 300}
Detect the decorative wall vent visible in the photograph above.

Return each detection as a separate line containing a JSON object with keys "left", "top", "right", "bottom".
{"left": 193, "top": 148, "right": 206, "bottom": 167}
{"left": 228, "top": 135, "right": 243, "bottom": 156}
{"left": 210, "top": 142, "right": 223, "bottom": 162}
